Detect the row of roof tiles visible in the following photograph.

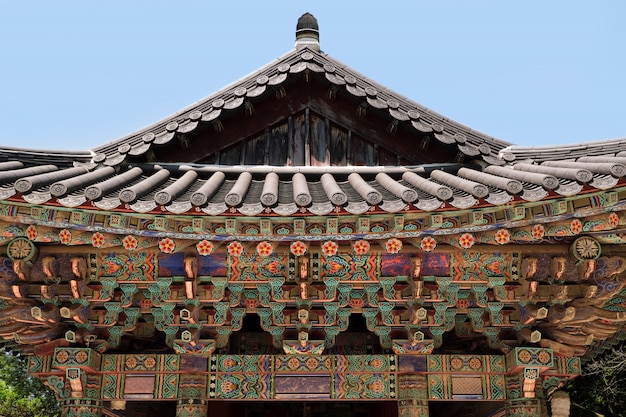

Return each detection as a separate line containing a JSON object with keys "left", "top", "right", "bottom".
{"left": 90, "top": 48, "right": 512, "bottom": 168}
{"left": 502, "top": 140, "right": 626, "bottom": 163}
{"left": 1, "top": 158, "right": 624, "bottom": 215}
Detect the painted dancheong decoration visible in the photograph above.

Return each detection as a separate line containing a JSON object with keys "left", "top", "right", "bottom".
{"left": 0, "top": 12, "right": 624, "bottom": 417}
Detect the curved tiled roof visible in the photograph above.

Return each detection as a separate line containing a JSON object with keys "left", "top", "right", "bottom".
{"left": 0, "top": 45, "right": 624, "bottom": 217}
{"left": 502, "top": 137, "right": 626, "bottom": 163}
{"left": 90, "top": 47, "right": 512, "bottom": 168}
{"left": 0, "top": 147, "right": 92, "bottom": 169}
{"left": 0, "top": 157, "right": 623, "bottom": 215}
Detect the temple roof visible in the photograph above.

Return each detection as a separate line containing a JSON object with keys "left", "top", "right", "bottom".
{"left": 1, "top": 14, "right": 626, "bottom": 368}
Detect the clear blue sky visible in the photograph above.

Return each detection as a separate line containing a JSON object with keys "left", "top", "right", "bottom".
{"left": 1, "top": 1, "right": 624, "bottom": 151}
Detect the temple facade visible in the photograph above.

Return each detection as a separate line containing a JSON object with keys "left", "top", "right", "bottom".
{"left": 1, "top": 13, "right": 625, "bottom": 417}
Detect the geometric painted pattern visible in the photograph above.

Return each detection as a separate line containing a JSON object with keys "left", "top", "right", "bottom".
{"left": 33, "top": 351, "right": 571, "bottom": 402}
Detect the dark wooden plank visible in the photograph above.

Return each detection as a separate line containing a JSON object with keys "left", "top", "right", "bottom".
{"left": 310, "top": 113, "right": 329, "bottom": 166}
{"left": 289, "top": 113, "right": 306, "bottom": 166}
{"left": 350, "top": 134, "right": 377, "bottom": 166}
{"left": 329, "top": 123, "right": 348, "bottom": 166}
{"left": 267, "top": 123, "right": 290, "bottom": 165}
{"left": 378, "top": 146, "right": 398, "bottom": 166}
{"left": 244, "top": 131, "right": 268, "bottom": 165}
{"left": 219, "top": 142, "right": 244, "bottom": 165}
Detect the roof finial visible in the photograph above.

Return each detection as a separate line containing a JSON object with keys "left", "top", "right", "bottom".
{"left": 295, "top": 12, "right": 320, "bottom": 51}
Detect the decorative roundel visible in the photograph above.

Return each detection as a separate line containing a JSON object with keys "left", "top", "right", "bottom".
{"left": 536, "top": 349, "right": 552, "bottom": 365}
{"left": 517, "top": 349, "right": 533, "bottom": 364}
{"left": 570, "top": 236, "right": 601, "bottom": 261}
{"left": 7, "top": 237, "right": 37, "bottom": 262}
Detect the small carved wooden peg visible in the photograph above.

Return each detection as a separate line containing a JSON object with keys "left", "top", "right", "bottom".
{"left": 70, "top": 257, "right": 87, "bottom": 279}
{"left": 551, "top": 257, "right": 567, "bottom": 280}
{"left": 299, "top": 282, "right": 308, "bottom": 300}
{"left": 184, "top": 256, "right": 198, "bottom": 280}
{"left": 70, "top": 279, "right": 85, "bottom": 299}
{"left": 411, "top": 257, "right": 423, "bottom": 279}
{"left": 412, "top": 280, "right": 424, "bottom": 300}
{"left": 298, "top": 308, "right": 309, "bottom": 324}
{"left": 409, "top": 331, "right": 425, "bottom": 346}
{"left": 579, "top": 259, "right": 596, "bottom": 280}
{"left": 41, "top": 256, "right": 58, "bottom": 278}
{"left": 12, "top": 260, "right": 30, "bottom": 281}
{"left": 522, "top": 257, "right": 538, "bottom": 279}
{"left": 298, "top": 331, "right": 308, "bottom": 348}
{"left": 583, "top": 285, "right": 598, "bottom": 298}
{"left": 298, "top": 257, "right": 309, "bottom": 280}
{"left": 184, "top": 281, "right": 195, "bottom": 300}
{"left": 40, "top": 284, "right": 56, "bottom": 299}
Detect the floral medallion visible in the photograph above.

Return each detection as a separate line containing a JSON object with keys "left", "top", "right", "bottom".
{"left": 91, "top": 232, "right": 105, "bottom": 248}
{"left": 290, "top": 241, "right": 307, "bottom": 256}
{"left": 227, "top": 241, "right": 244, "bottom": 257}
{"left": 321, "top": 241, "right": 338, "bottom": 256}
{"left": 458, "top": 233, "right": 475, "bottom": 249}
{"left": 196, "top": 240, "right": 214, "bottom": 256}
{"left": 59, "top": 229, "right": 72, "bottom": 245}
{"left": 385, "top": 238, "right": 402, "bottom": 254}
{"left": 353, "top": 240, "right": 370, "bottom": 255}
{"left": 122, "top": 235, "right": 138, "bottom": 251}
{"left": 494, "top": 229, "right": 510, "bottom": 245}
{"left": 420, "top": 236, "right": 437, "bottom": 252}
{"left": 531, "top": 224, "right": 545, "bottom": 240}
{"left": 158, "top": 238, "right": 175, "bottom": 254}
{"left": 570, "top": 219, "right": 583, "bottom": 235}
{"left": 25, "top": 225, "right": 37, "bottom": 240}
{"left": 256, "top": 241, "right": 273, "bottom": 257}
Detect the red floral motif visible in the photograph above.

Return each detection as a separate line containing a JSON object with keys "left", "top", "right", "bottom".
{"left": 196, "top": 240, "right": 214, "bottom": 256}
{"left": 458, "top": 233, "right": 475, "bottom": 249}
{"left": 227, "top": 241, "right": 244, "bottom": 257}
{"left": 321, "top": 241, "right": 338, "bottom": 256}
{"left": 494, "top": 229, "right": 511, "bottom": 245}
{"left": 245, "top": 298, "right": 259, "bottom": 308}
{"left": 353, "top": 240, "right": 370, "bottom": 255}
{"left": 531, "top": 224, "right": 545, "bottom": 239}
{"left": 385, "top": 238, "right": 403, "bottom": 254}
{"left": 59, "top": 229, "right": 72, "bottom": 245}
{"left": 609, "top": 213, "right": 620, "bottom": 228}
{"left": 290, "top": 241, "right": 307, "bottom": 256}
{"left": 570, "top": 219, "right": 583, "bottom": 234}
{"left": 256, "top": 241, "right": 273, "bottom": 257}
{"left": 25, "top": 225, "right": 37, "bottom": 240}
{"left": 122, "top": 235, "right": 138, "bottom": 251}
{"left": 420, "top": 236, "right": 437, "bottom": 252}
{"left": 350, "top": 298, "right": 364, "bottom": 308}
{"left": 158, "top": 238, "right": 176, "bottom": 253}
{"left": 91, "top": 232, "right": 105, "bottom": 248}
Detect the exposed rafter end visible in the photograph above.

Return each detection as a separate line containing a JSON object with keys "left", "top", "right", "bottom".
{"left": 327, "top": 85, "right": 339, "bottom": 99}
{"left": 178, "top": 134, "right": 190, "bottom": 149}
{"left": 387, "top": 120, "right": 399, "bottom": 135}
{"left": 212, "top": 120, "right": 224, "bottom": 133}
{"left": 357, "top": 102, "right": 368, "bottom": 116}
{"left": 273, "top": 86, "right": 286, "bottom": 99}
